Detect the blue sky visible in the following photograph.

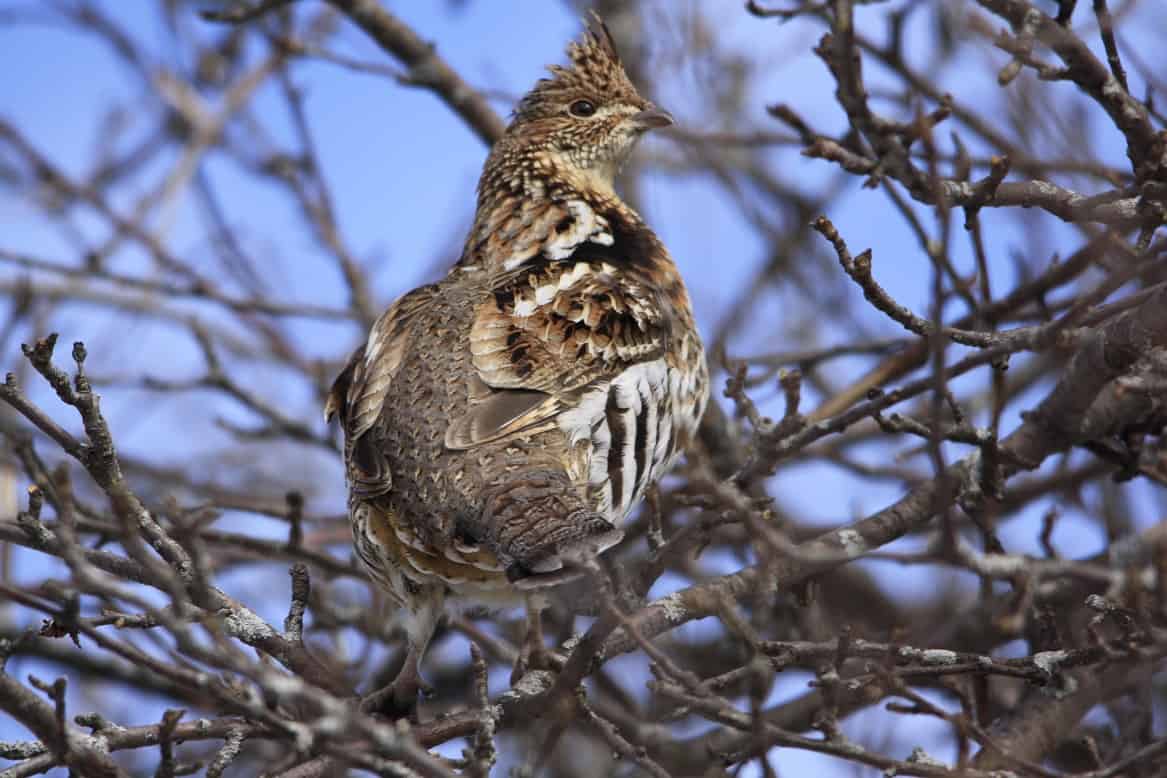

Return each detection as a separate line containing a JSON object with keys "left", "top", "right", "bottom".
{"left": 1, "top": 1, "right": 1164, "bottom": 774}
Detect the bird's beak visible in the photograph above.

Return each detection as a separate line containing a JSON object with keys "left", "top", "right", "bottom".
{"left": 630, "top": 106, "right": 674, "bottom": 131}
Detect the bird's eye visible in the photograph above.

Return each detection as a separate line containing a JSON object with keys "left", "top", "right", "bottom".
{"left": 569, "top": 100, "right": 597, "bottom": 118}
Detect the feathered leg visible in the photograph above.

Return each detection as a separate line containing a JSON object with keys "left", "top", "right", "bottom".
{"left": 364, "top": 583, "right": 443, "bottom": 720}
{"left": 511, "top": 594, "right": 550, "bottom": 685}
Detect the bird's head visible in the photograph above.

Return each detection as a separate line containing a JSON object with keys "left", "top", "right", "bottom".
{"left": 492, "top": 15, "right": 672, "bottom": 194}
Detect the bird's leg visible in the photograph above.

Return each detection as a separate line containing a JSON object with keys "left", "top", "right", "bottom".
{"left": 511, "top": 595, "right": 551, "bottom": 685}
{"left": 363, "top": 585, "right": 442, "bottom": 721}
{"left": 363, "top": 643, "right": 429, "bottom": 720}
{"left": 393, "top": 641, "right": 435, "bottom": 716}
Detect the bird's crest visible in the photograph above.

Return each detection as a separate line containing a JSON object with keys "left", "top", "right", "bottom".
{"left": 568, "top": 12, "right": 622, "bottom": 69}
{"left": 514, "top": 13, "right": 643, "bottom": 121}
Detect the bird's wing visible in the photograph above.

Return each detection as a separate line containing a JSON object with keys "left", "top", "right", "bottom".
{"left": 326, "top": 285, "right": 434, "bottom": 499}
{"left": 444, "top": 253, "right": 668, "bottom": 451}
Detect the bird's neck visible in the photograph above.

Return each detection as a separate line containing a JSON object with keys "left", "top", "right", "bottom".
{"left": 463, "top": 149, "right": 613, "bottom": 257}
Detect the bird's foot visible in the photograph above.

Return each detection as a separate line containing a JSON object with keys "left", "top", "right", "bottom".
{"left": 361, "top": 672, "right": 434, "bottom": 722}
{"left": 511, "top": 623, "right": 561, "bottom": 685}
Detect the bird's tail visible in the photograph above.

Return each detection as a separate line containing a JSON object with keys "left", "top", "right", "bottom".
{"left": 476, "top": 468, "right": 622, "bottom": 584}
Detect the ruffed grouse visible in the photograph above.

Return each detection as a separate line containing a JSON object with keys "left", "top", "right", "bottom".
{"left": 327, "top": 16, "right": 707, "bottom": 713}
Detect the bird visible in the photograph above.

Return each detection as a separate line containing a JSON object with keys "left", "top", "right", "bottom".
{"left": 326, "top": 15, "right": 708, "bottom": 715}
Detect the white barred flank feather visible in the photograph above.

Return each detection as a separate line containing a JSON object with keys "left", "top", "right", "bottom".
{"left": 557, "top": 358, "right": 700, "bottom": 524}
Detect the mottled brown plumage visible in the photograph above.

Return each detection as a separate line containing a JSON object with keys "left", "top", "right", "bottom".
{"left": 327, "top": 15, "right": 707, "bottom": 714}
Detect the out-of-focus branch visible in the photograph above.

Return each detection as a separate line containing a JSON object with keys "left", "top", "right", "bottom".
{"left": 323, "top": 0, "right": 506, "bottom": 145}
{"left": 975, "top": 0, "right": 1165, "bottom": 182}
{"left": 0, "top": 670, "right": 129, "bottom": 778}
{"left": 973, "top": 658, "right": 1149, "bottom": 770}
